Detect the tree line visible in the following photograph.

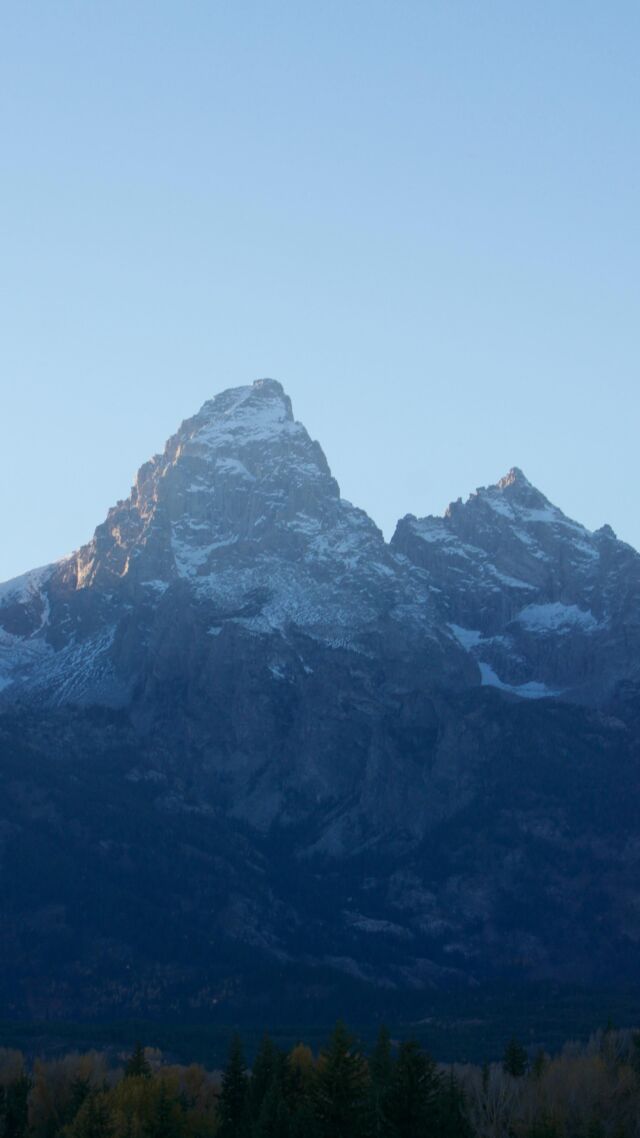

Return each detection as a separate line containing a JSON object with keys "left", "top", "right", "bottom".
{"left": 0, "top": 1021, "right": 639, "bottom": 1137}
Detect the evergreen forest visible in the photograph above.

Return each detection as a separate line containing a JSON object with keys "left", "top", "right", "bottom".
{"left": 1, "top": 1021, "right": 640, "bottom": 1137}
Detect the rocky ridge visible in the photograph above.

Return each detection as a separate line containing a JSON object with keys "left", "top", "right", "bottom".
{"left": 393, "top": 467, "right": 640, "bottom": 703}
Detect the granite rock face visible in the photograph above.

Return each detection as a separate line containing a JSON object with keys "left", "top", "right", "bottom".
{"left": 0, "top": 381, "right": 639, "bottom": 1018}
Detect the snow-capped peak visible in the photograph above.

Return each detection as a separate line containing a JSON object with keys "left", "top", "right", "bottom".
{"left": 196, "top": 377, "right": 293, "bottom": 432}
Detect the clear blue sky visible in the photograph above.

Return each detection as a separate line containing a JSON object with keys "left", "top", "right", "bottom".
{"left": 1, "top": 1, "right": 638, "bottom": 582}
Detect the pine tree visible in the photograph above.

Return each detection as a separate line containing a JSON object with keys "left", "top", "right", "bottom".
{"left": 151, "top": 1079, "right": 184, "bottom": 1138}
{"left": 314, "top": 1021, "right": 368, "bottom": 1138}
{"left": 66, "top": 1091, "right": 114, "bottom": 1138}
{"left": 384, "top": 1040, "right": 440, "bottom": 1138}
{"left": 56, "top": 1074, "right": 94, "bottom": 1133}
{"left": 285, "top": 1043, "right": 315, "bottom": 1108}
{"left": 435, "top": 1070, "right": 473, "bottom": 1138}
{"left": 367, "top": 1025, "right": 394, "bottom": 1137}
{"left": 251, "top": 1034, "right": 280, "bottom": 1120}
{"left": 503, "top": 1037, "right": 528, "bottom": 1078}
{"left": 218, "top": 1034, "right": 251, "bottom": 1138}
{"left": 67, "top": 1075, "right": 91, "bottom": 1120}
{"left": 251, "top": 1036, "right": 291, "bottom": 1138}
{"left": 532, "top": 1048, "right": 547, "bottom": 1080}
{"left": 255, "top": 1078, "right": 291, "bottom": 1138}
{"left": 284, "top": 1044, "right": 318, "bottom": 1138}
{"left": 124, "top": 1042, "right": 152, "bottom": 1079}
{"left": 3, "top": 1073, "right": 31, "bottom": 1138}
{"left": 288, "top": 1098, "right": 321, "bottom": 1138}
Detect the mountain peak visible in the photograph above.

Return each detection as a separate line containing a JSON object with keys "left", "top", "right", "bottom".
{"left": 484, "top": 465, "right": 552, "bottom": 511}
{"left": 439, "top": 467, "right": 546, "bottom": 522}
{"left": 496, "top": 466, "right": 531, "bottom": 491}
{"left": 65, "top": 376, "right": 338, "bottom": 596}
{"left": 194, "top": 377, "right": 294, "bottom": 435}
{"left": 0, "top": 376, "right": 465, "bottom": 707}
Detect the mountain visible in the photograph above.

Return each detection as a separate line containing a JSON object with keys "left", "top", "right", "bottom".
{"left": 0, "top": 379, "right": 470, "bottom": 710}
{"left": 393, "top": 467, "right": 640, "bottom": 704}
{"left": 0, "top": 379, "right": 639, "bottom": 1021}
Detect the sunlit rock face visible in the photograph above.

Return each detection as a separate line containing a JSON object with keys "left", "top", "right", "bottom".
{"left": 1, "top": 380, "right": 639, "bottom": 1018}
{"left": 393, "top": 467, "right": 640, "bottom": 702}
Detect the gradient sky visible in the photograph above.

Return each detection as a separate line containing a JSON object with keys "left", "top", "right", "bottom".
{"left": 1, "top": 1, "right": 639, "bottom": 582}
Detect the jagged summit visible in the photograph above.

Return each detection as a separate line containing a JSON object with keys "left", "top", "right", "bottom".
{"left": 496, "top": 465, "right": 531, "bottom": 490}
{"left": 194, "top": 377, "right": 294, "bottom": 433}
{"left": 595, "top": 522, "right": 617, "bottom": 541}
{"left": 393, "top": 457, "right": 640, "bottom": 702}
{"left": 437, "top": 468, "right": 552, "bottom": 524}
{"left": 68, "top": 376, "right": 339, "bottom": 596}
{"left": 468, "top": 465, "right": 552, "bottom": 512}
{"left": 158, "top": 377, "right": 309, "bottom": 484}
{"left": 488, "top": 465, "right": 553, "bottom": 511}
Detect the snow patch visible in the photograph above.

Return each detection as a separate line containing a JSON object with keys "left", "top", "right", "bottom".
{"left": 483, "top": 495, "right": 515, "bottom": 519}
{"left": 141, "top": 579, "right": 169, "bottom": 593}
{"left": 515, "top": 603, "right": 599, "bottom": 634}
{"left": 479, "top": 661, "right": 558, "bottom": 699}
{"left": 486, "top": 567, "right": 535, "bottom": 590}
{"left": 0, "top": 563, "right": 53, "bottom": 605}
{"left": 449, "top": 624, "right": 484, "bottom": 649}
{"left": 215, "top": 457, "right": 255, "bottom": 480}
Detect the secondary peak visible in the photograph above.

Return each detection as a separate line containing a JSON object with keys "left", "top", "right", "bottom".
{"left": 496, "top": 466, "right": 532, "bottom": 491}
